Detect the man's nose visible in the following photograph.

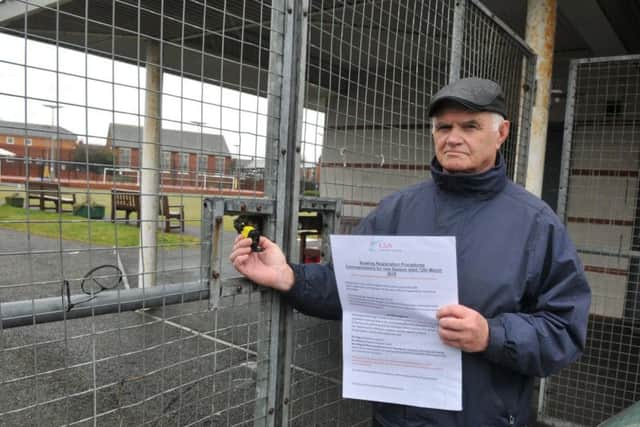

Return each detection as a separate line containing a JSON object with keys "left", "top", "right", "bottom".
{"left": 445, "top": 127, "right": 464, "bottom": 144}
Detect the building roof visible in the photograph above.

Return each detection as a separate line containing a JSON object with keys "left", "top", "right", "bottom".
{"left": 0, "top": 120, "right": 78, "bottom": 141}
{"left": 107, "top": 123, "right": 230, "bottom": 156}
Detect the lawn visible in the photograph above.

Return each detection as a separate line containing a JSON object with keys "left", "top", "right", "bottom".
{"left": 1, "top": 184, "right": 209, "bottom": 221}
{"left": 0, "top": 183, "right": 237, "bottom": 232}
{"left": 0, "top": 204, "right": 201, "bottom": 248}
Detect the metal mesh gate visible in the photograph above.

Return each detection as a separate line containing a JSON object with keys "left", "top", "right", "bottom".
{"left": 0, "top": 1, "right": 535, "bottom": 426}
{"left": 0, "top": 0, "right": 285, "bottom": 425}
{"left": 539, "top": 55, "right": 640, "bottom": 427}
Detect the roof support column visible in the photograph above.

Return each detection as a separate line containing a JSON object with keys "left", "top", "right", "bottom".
{"left": 138, "top": 41, "right": 162, "bottom": 288}
{"left": 525, "top": 0, "right": 557, "bottom": 196}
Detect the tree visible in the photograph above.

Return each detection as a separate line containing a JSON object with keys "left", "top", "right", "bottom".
{"left": 72, "top": 144, "right": 114, "bottom": 174}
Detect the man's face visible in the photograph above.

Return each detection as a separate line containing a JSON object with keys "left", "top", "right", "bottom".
{"left": 432, "top": 108, "right": 510, "bottom": 174}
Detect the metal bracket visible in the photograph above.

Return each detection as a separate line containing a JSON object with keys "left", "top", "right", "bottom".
{"left": 201, "top": 197, "right": 275, "bottom": 310}
{"left": 298, "top": 196, "right": 342, "bottom": 264}
{"left": 200, "top": 196, "right": 342, "bottom": 309}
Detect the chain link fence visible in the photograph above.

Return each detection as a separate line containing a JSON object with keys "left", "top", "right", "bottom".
{"left": 538, "top": 55, "right": 640, "bottom": 427}
{"left": 0, "top": 1, "right": 535, "bottom": 426}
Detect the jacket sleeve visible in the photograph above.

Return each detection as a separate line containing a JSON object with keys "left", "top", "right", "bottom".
{"left": 282, "top": 211, "right": 378, "bottom": 320}
{"left": 283, "top": 262, "right": 342, "bottom": 320}
{"left": 483, "top": 210, "right": 591, "bottom": 377}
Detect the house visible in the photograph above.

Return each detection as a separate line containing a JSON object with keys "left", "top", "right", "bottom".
{"left": 106, "top": 124, "right": 233, "bottom": 189}
{"left": 0, "top": 120, "right": 78, "bottom": 180}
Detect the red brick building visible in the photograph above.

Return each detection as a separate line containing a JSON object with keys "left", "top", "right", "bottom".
{"left": 0, "top": 120, "right": 78, "bottom": 180}
{"left": 106, "top": 124, "right": 233, "bottom": 189}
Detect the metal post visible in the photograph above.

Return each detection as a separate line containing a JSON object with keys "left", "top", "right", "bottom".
{"left": 524, "top": 0, "right": 556, "bottom": 197}
{"left": 0, "top": 281, "right": 210, "bottom": 329}
{"left": 449, "top": 0, "right": 466, "bottom": 83}
{"left": 263, "top": 0, "right": 309, "bottom": 425}
{"left": 139, "top": 42, "right": 162, "bottom": 288}
{"left": 555, "top": 60, "right": 578, "bottom": 222}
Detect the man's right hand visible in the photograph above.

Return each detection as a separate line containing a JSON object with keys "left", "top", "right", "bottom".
{"left": 229, "top": 235, "right": 295, "bottom": 292}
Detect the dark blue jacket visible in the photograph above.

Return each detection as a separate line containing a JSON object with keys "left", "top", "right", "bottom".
{"left": 286, "top": 155, "right": 591, "bottom": 426}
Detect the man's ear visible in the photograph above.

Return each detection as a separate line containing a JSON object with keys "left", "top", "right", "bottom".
{"left": 496, "top": 120, "right": 510, "bottom": 150}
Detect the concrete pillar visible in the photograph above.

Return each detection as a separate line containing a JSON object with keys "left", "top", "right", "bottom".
{"left": 139, "top": 42, "right": 162, "bottom": 288}
{"left": 525, "top": 0, "right": 557, "bottom": 196}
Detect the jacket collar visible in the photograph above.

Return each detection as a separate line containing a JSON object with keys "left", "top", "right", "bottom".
{"left": 430, "top": 152, "right": 507, "bottom": 197}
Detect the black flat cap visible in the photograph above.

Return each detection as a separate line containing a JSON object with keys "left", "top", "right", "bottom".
{"left": 428, "top": 77, "right": 507, "bottom": 118}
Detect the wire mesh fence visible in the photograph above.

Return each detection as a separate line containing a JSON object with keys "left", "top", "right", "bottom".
{"left": 538, "top": 55, "right": 640, "bottom": 427}
{"left": 0, "top": 0, "right": 284, "bottom": 425}
{"left": 459, "top": 0, "right": 535, "bottom": 185}
{"left": 293, "top": 1, "right": 456, "bottom": 424}
{"left": 0, "top": 1, "right": 535, "bottom": 426}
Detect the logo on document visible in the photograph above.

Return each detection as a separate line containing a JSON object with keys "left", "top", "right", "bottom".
{"left": 369, "top": 239, "right": 394, "bottom": 252}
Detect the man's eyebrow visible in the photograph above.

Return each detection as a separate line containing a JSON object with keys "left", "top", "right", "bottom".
{"left": 433, "top": 119, "right": 481, "bottom": 127}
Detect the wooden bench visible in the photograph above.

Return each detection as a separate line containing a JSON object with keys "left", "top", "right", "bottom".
{"left": 27, "top": 181, "right": 76, "bottom": 213}
{"left": 111, "top": 189, "right": 140, "bottom": 226}
{"left": 111, "top": 189, "right": 184, "bottom": 232}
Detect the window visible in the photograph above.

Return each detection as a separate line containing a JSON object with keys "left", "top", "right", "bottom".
{"left": 6, "top": 136, "right": 14, "bottom": 144}
{"left": 25, "top": 138, "right": 32, "bottom": 146}
{"left": 198, "top": 155, "right": 208, "bottom": 172}
{"left": 161, "top": 151, "right": 171, "bottom": 171}
{"left": 215, "top": 157, "right": 225, "bottom": 175}
{"left": 119, "top": 148, "right": 131, "bottom": 167}
{"left": 180, "top": 153, "right": 190, "bottom": 172}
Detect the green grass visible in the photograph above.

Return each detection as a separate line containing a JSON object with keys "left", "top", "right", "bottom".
{"left": 0, "top": 204, "right": 200, "bottom": 248}
{"left": 0, "top": 183, "right": 237, "bottom": 232}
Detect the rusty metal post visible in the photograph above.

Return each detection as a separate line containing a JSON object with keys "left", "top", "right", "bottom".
{"left": 524, "top": 0, "right": 556, "bottom": 197}
{"left": 139, "top": 41, "right": 162, "bottom": 288}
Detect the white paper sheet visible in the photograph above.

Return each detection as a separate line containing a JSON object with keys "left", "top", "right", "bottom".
{"left": 330, "top": 235, "right": 461, "bottom": 410}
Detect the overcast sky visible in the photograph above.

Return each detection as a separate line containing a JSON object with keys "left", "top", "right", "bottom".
{"left": 0, "top": 33, "right": 324, "bottom": 164}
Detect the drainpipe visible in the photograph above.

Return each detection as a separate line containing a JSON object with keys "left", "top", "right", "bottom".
{"left": 525, "top": 0, "right": 556, "bottom": 197}
{"left": 139, "top": 42, "right": 162, "bottom": 288}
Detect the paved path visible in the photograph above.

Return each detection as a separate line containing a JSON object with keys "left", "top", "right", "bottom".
{"left": 0, "top": 227, "right": 238, "bottom": 301}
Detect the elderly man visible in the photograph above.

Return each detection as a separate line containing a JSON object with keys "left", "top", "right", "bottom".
{"left": 230, "top": 77, "right": 591, "bottom": 426}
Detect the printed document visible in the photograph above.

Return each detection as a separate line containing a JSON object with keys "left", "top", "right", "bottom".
{"left": 330, "top": 235, "right": 461, "bottom": 410}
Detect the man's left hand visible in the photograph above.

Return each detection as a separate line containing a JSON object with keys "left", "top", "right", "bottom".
{"left": 437, "top": 304, "right": 489, "bottom": 353}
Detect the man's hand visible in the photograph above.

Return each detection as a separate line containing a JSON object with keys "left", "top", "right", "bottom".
{"left": 437, "top": 304, "right": 489, "bottom": 353}
{"left": 229, "top": 235, "right": 295, "bottom": 292}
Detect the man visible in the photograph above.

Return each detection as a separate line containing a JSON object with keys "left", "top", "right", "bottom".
{"left": 230, "top": 77, "right": 591, "bottom": 426}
